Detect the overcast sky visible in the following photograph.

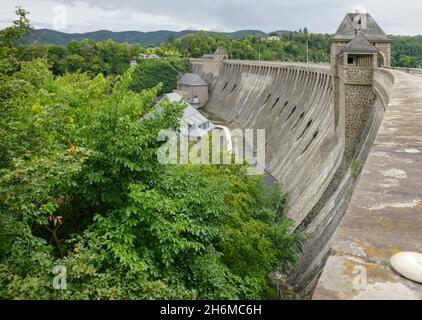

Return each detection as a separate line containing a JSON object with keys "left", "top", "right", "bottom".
{"left": 1, "top": 0, "right": 421, "bottom": 35}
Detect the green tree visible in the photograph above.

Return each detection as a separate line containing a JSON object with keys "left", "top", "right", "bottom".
{"left": 0, "top": 11, "right": 303, "bottom": 300}
{"left": 0, "top": 58, "right": 303, "bottom": 299}
{"left": 130, "top": 58, "right": 189, "bottom": 95}
{"left": 0, "top": 7, "right": 30, "bottom": 55}
{"left": 167, "top": 33, "right": 176, "bottom": 44}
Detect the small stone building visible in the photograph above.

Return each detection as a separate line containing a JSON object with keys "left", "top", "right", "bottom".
{"left": 177, "top": 73, "right": 209, "bottom": 108}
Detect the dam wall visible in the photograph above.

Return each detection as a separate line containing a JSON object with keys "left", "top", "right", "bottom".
{"left": 190, "top": 58, "right": 396, "bottom": 296}
{"left": 287, "top": 68, "right": 394, "bottom": 295}
{"left": 191, "top": 59, "right": 343, "bottom": 230}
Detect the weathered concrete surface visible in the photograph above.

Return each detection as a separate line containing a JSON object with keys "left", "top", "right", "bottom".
{"left": 191, "top": 59, "right": 340, "bottom": 230}
{"left": 286, "top": 69, "right": 392, "bottom": 296}
{"left": 313, "top": 70, "right": 422, "bottom": 300}
{"left": 191, "top": 59, "right": 395, "bottom": 296}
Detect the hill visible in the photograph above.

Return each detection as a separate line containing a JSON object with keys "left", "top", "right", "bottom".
{"left": 23, "top": 28, "right": 267, "bottom": 46}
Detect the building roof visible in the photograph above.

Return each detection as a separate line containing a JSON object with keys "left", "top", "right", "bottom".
{"left": 177, "top": 73, "right": 208, "bottom": 86}
{"left": 214, "top": 48, "right": 228, "bottom": 55}
{"left": 164, "top": 92, "right": 185, "bottom": 103}
{"left": 161, "top": 92, "right": 214, "bottom": 128}
{"left": 342, "top": 32, "right": 380, "bottom": 54}
{"left": 187, "top": 125, "right": 207, "bottom": 139}
{"left": 180, "top": 103, "right": 215, "bottom": 138}
{"left": 182, "top": 104, "right": 209, "bottom": 126}
{"left": 147, "top": 92, "right": 214, "bottom": 138}
{"left": 333, "top": 13, "right": 390, "bottom": 42}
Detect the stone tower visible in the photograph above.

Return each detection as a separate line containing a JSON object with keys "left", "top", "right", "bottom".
{"left": 331, "top": 12, "right": 391, "bottom": 161}
{"left": 331, "top": 13, "right": 391, "bottom": 68}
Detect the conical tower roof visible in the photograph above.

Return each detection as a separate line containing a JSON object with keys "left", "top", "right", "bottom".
{"left": 333, "top": 13, "right": 390, "bottom": 42}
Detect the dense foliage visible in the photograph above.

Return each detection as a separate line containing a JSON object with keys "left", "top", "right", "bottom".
{"left": 13, "top": 39, "right": 189, "bottom": 94}
{"left": 0, "top": 9, "right": 303, "bottom": 300}
{"left": 21, "top": 29, "right": 422, "bottom": 69}
{"left": 391, "top": 35, "right": 422, "bottom": 68}
{"left": 167, "top": 31, "right": 422, "bottom": 67}
{"left": 14, "top": 39, "right": 142, "bottom": 76}
{"left": 130, "top": 58, "right": 189, "bottom": 96}
{"left": 169, "top": 30, "right": 331, "bottom": 62}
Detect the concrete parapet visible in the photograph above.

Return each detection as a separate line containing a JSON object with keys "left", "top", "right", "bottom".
{"left": 388, "top": 67, "right": 422, "bottom": 76}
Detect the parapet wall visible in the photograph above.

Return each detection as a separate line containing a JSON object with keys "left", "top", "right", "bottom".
{"left": 387, "top": 67, "right": 422, "bottom": 77}
{"left": 190, "top": 58, "right": 395, "bottom": 297}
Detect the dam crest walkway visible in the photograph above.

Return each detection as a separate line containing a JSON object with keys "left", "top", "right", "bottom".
{"left": 313, "top": 70, "right": 422, "bottom": 300}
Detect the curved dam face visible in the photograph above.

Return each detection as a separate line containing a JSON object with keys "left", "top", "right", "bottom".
{"left": 192, "top": 60, "right": 343, "bottom": 229}
{"left": 190, "top": 58, "right": 394, "bottom": 296}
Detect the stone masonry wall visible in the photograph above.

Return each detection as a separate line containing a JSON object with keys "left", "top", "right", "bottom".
{"left": 340, "top": 66, "right": 373, "bottom": 85}
{"left": 375, "top": 42, "right": 392, "bottom": 67}
{"left": 344, "top": 84, "right": 376, "bottom": 160}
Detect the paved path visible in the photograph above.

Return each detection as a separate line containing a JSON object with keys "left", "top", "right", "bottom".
{"left": 313, "top": 70, "right": 422, "bottom": 300}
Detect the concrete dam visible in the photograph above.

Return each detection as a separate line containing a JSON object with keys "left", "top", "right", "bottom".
{"left": 193, "top": 61, "right": 340, "bottom": 233}
{"left": 184, "top": 13, "right": 422, "bottom": 299}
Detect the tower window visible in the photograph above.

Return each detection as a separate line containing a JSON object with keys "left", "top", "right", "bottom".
{"left": 348, "top": 57, "right": 355, "bottom": 65}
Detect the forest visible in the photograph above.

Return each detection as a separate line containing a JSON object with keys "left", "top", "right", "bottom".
{"left": 0, "top": 9, "right": 303, "bottom": 299}
{"left": 167, "top": 31, "right": 422, "bottom": 67}
{"left": 17, "top": 27, "right": 422, "bottom": 69}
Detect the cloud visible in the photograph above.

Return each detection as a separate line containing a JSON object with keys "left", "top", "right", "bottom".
{"left": 0, "top": 0, "right": 421, "bottom": 35}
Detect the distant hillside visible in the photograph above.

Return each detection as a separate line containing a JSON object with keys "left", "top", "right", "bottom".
{"left": 22, "top": 29, "right": 267, "bottom": 46}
